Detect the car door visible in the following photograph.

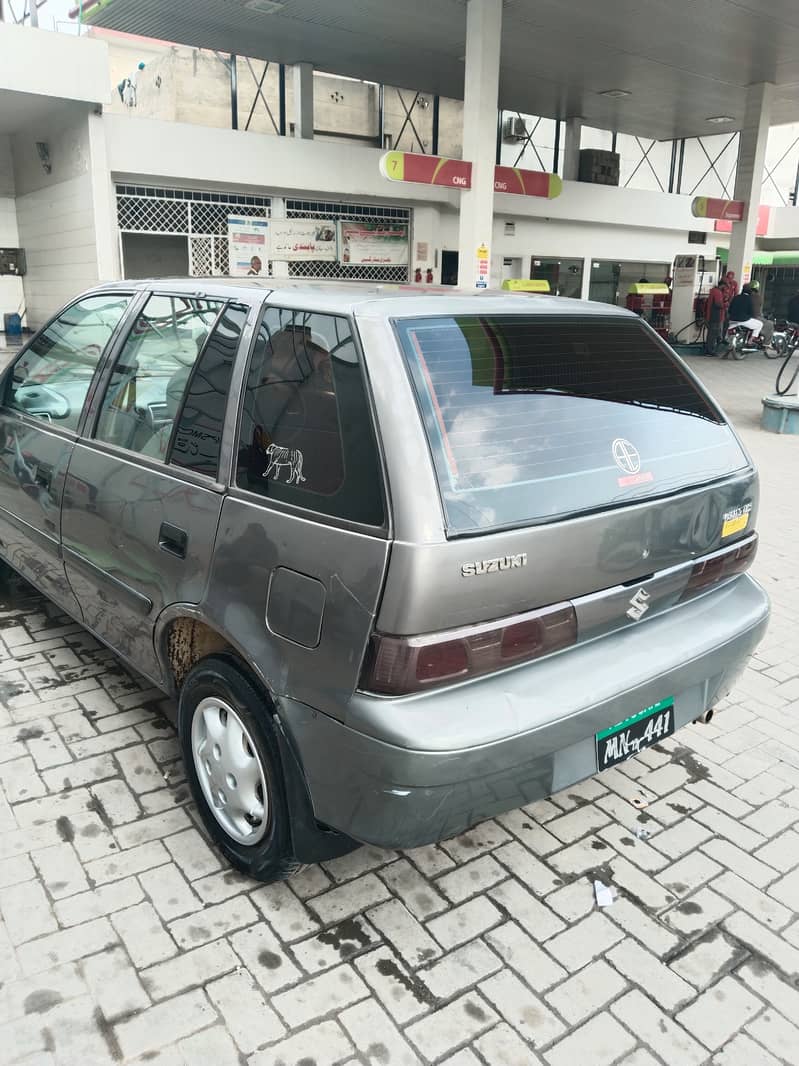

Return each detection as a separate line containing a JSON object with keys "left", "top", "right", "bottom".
{"left": 0, "top": 291, "right": 134, "bottom": 614}
{"left": 60, "top": 291, "right": 252, "bottom": 684}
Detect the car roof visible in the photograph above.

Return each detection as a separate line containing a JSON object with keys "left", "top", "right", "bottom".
{"left": 94, "top": 278, "right": 635, "bottom": 320}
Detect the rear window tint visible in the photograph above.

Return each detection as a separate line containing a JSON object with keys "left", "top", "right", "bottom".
{"left": 395, "top": 315, "right": 749, "bottom": 535}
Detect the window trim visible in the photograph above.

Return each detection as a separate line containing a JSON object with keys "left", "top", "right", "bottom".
{"left": 0, "top": 289, "right": 139, "bottom": 438}
{"left": 229, "top": 301, "right": 390, "bottom": 537}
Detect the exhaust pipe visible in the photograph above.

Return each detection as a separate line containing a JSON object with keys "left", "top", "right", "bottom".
{"left": 693, "top": 708, "right": 715, "bottom": 725}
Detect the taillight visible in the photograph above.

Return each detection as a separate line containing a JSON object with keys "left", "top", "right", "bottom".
{"left": 681, "top": 534, "right": 757, "bottom": 598}
{"left": 362, "top": 602, "right": 577, "bottom": 696}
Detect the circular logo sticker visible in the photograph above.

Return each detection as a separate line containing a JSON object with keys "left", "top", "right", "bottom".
{"left": 612, "top": 438, "right": 641, "bottom": 475}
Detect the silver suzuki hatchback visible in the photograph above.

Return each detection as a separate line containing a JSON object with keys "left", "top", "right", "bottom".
{"left": 0, "top": 280, "right": 769, "bottom": 882}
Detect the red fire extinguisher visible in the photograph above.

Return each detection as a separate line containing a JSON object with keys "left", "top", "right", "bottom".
{"left": 425, "top": 268, "right": 434, "bottom": 284}
{"left": 414, "top": 267, "right": 422, "bottom": 283}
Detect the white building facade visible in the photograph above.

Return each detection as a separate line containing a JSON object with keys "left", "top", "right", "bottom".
{"left": 2, "top": 21, "right": 799, "bottom": 332}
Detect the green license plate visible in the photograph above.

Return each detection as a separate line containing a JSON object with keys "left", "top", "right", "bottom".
{"left": 596, "top": 697, "right": 675, "bottom": 771}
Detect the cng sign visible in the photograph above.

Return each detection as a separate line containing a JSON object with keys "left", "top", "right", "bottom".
{"left": 379, "top": 151, "right": 473, "bottom": 189}
{"left": 380, "top": 152, "right": 563, "bottom": 199}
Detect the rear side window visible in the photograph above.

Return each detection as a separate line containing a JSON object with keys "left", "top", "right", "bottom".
{"left": 395, "top": 314, "right": 749, "bottom": 535}
{"left": 236, "top": 307, "right": 383, "bottom": 526}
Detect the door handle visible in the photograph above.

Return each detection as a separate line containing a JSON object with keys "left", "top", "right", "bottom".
{"left": 158, "top": 522, "right": 188, "bottom": 559}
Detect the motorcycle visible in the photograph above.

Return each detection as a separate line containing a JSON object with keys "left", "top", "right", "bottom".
{"left": 724, "top": 320, "right": 785, "bottom": 360}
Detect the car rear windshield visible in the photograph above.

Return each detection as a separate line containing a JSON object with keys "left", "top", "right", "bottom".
{"left": 395, "top": 314, "right": 749, "bottom": 535}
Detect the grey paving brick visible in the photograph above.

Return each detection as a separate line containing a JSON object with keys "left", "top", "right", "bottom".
{"left": 340, "top": 997, "right": 422, "bottom": 1066}
{"left": 88, "top": 777, "right": 140, "bottom": 825}
{"left": 677, "top": 976, "right": 764, "bottom": 1051}
{"left": 484, "top": 921, "right": 567, "bottom": 992}
{"left": 114, "top": 988, "right": 217, "bottom": 1060}
{"left": 441, "top": 821, "right": 519, "bottom": 866}
{"left": 406, "top": 993, "right": 498, "bottom": 1061}
{"left": 164, "top": 827, "right": 223, "bottom": 880}
{"left": 140, "top": 938, "right": 239, "bottom": 1000}
{"left": 139, "top": 862, "right": 201, "bottom": 922}
{"left": 273, "top": 962, "right": 369, "bottom": 1028}
{"left": 85, "top": 839, "right": 170, "bottom": 885}
{"left": 54, "top": 874, "right": 144, "bottom": 925}
{"left": 712, "top": 870, "right": 792, "bottom": 930}
{"left": 666, "top": 886, "right": 736, "bottom": 936}
{"left": 495, "top": 806, "right": 561, "bottom": 855}
{"left": 420, "top": 939, "right": 501, "bottom": 999}
{"left": 169, "top": 895, "right": 259, "bottom": 949}
{"left": 379, "top": 857, "right": 449, "bottom": 917}
{"left": 228, "top": 921, "right": 302, "bottom": 993}
{"left": 0, "top": 879, "right": 57, "bottom": 945}
{"left": 0, "top": 962, "right": 87, "bottom": 1024}
{"left": 206, "top": 970, "right": 286, "bottom": 1052}
{"left": 369, "top": 898, "right": 443, "bottom": 965}
{"left": 712, "top": 1033, "right": 782, "bottom": 1066}
{"left": 745, "top": 1010, "right": 799, "bottom": 1062}
{"left": 249, "top": 1020, "right": 354, "bottom": 1066}
{"left": 250, "top": 880, "right": 319, "bottom": 940}
{"left": 611, "top": 989, "right": 707, "bottom": 1066}
{"left": 488, "top": 878, "right": 564, "bottom": 941}
{"left": 307, "top": 872, "right": 390, "bottom": 925}
{"left": 290, "top": 915, "right": 379, "bottom": 975}
{"left": 355, "top": 946, "right": 431, "bottom": 1025}
{"left": 545, "top": 912, "right": 624, "bottom": 973}
{"left": 16, "top": 916, "right": 117, "bottom": 975}
{"left": 112, "top": 901, "right": 177, "bottom": 968}
{"left": 544, "top": 1013, "right": 636, "bottom": 1066}
{"left": 428, "top": 895, "right": 504, "bottom": 952}
{"left": 669, "top": 929, "right": 745, "bottom": 990}
{"left": 81, "top": 943, "right": 150, "bottom": 1018}
{"left": 724, "top": 911, "right": 799, "bottom": 978}
{"left": 607, "top": 938, "right": 694, "bottom": 1011}
{"left": 114, "top": 807, "right": 192, "bottom": 849}
{"left": 492, "top": 839, "right": 563, "bottom": 894}
{"left": 545, "top": 958, "right": 627, "bottom": 1026}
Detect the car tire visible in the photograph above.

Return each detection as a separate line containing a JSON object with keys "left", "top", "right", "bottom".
{"left": 178, "top": 655, "right": 301, "bottom": 883}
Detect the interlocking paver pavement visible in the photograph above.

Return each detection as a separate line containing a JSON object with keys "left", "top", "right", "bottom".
{"left": 1, "top": 351, "right": 799, "bottom": 1064}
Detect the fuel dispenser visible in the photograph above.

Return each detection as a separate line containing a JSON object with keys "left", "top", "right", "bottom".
{"left": 669, "top": 254, "right": 719, "bottom": 347}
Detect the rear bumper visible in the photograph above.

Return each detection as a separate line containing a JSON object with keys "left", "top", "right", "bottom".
{"left": 279, "top": 575, "right": 770, "bottom": 849}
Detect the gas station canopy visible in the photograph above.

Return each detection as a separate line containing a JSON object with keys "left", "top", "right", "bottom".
{"left": 82, "top": 0, "right": 799, "bottom": 140}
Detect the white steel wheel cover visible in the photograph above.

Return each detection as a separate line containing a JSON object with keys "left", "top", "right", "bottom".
{"left": 190, "top": 696, "right": 269, "bottom": 845}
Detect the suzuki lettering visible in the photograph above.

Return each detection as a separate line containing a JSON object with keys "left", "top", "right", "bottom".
{"left": 461, "top": 553, "right": 528, "bottom": 578}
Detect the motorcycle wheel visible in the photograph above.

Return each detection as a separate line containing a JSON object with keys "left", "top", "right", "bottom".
{"left": 730, "top": 333, "right": 748, "bottom": 360}
{"left": 767, "top": 335, "right": 788, "bottom": 359}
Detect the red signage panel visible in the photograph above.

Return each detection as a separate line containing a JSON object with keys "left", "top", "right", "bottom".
{"left": 494, "top": 166, "right": 562, "bottom": 199}
{"left": 714, "top": 204, "right": 771, "bottom": 236}
{"left": 380, "top": 151, "right": 472, "bottom": 189}
{"left": 691, "top": 196, "right": 746, "bottom": 222}
{"left": 380, "top": 153, "right": 563, "bottom": 199}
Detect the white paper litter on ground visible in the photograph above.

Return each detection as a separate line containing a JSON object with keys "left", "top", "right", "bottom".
{"left": 594, "top": 880, "right": 615, "bottom": 907}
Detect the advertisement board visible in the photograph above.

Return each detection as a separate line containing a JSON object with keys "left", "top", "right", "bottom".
{"left": 270, "top": 219, "right": 337, "bottom": 261}
{"left": 227, "top": 216, "right": 269, "bottom": 276}
{"left": 339, "top": 221, "right": 409, "bottom": 265}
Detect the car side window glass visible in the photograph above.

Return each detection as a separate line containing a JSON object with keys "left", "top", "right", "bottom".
{"left": 4, "top": 294, "right": 131, "bottom": 432}
{"left": 169, "top": 303, "right": 247, "bottom": 479}
{"left": 236, "top": 307, "right": 384, "bottom": 526}
{"left": 93, "top": 294, "right": 222, "bottom": 461}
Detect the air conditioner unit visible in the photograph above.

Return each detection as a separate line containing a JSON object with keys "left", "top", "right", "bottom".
{"left": 503, "top": 116, "right": 527, "bottom": 142}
